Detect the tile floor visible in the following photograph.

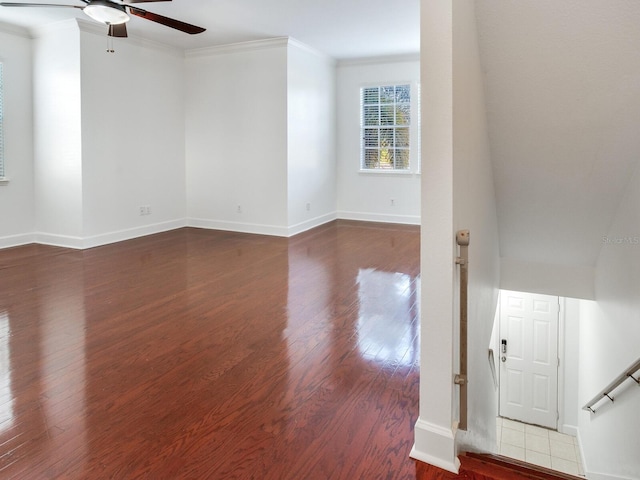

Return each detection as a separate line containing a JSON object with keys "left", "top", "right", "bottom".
{"left": 496, "top": 417, "right": 585, "bottom": 477}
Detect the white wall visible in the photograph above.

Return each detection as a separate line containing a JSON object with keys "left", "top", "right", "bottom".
{"left": 31, "top": 20, "right": 187, "bottom": 249}
{"left": 336, "top": 56, "right": 420, "bottom": 225}
{"left": 500, "top": 259, "right": 595, "bottom": 300}
{"left": 451, "top": 0, "right": 500, "bottom": 453}
{"left": 33, "top": 20, "right": 84, "bottom": 245}
{"left": 412, "top": 0, "right": 500, "bottom": 470}
{"left": 3, "top": 27, "right": 419, "bottom": 249}
{"left": 286, "top": 41, "right": 337, "bottom": 235}
{"left": 412, "top": 0, "right": 457, "bottom": 472}
{"left": 578, "top": 161, "right": 640, "bottom": 480}
{"left": 560, "top": 297, "right": 580, "bottom": 437}
{"left": 185, "top": 40, "right": 289, "bottom": 236}
{"left": 0, "top": 25, "right": 34, "bottom": 247}
{"left": 79, "top": 25, "right": 186, "bottom": 246}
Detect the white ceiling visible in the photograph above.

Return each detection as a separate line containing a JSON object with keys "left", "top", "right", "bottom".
{"left": 0, "top": 0, "right": 420, "bottom": 58}
{"left": 475, "top": 0, "right": 640, "bottom": 268}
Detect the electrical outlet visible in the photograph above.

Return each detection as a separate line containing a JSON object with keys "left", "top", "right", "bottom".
{"left": 145, "top": 206, "right": 151, "bottom": 215}
{"left": 390, "top": 198, "right": 396, "bottom": 207}
{"left": 306, "top": 203, "right": 311, "bottom": 211}
{"left": 139, "top": 206, "right": 146, "bottom": 216}
{"left": 237, "top": 205, "right": 242, "bottom": 214}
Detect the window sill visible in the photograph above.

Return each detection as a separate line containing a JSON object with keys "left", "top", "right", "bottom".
{"left": 0, "top": 177, "right": 8, "bottom": 186}
{"left": 358, "top": 169, "right": 420, "bottom": 176}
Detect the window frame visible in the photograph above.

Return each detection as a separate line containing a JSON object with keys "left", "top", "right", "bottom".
{"left": 359, "top": 81, "right": 420, "bottom": 175}
{"left": 0, "top": 61, "right": 5, "bottom": 185}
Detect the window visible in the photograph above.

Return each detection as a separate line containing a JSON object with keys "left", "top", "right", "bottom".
{"left": 361, "top": 83, "right": 418, "bottom": 172}
{"left": 0, "top": 62, "right": 4, "bottom": 181}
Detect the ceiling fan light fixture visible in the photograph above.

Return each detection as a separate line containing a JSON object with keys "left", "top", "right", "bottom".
{"left": 84, "top": 1, "right": 130, "bottom": 25}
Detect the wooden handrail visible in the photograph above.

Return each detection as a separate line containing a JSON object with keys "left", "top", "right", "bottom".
{"left": 583, "top": 357, "right": 640, "bottom": 413}
{"left": 454, "top": 230, "right": 470, "bottom": 430}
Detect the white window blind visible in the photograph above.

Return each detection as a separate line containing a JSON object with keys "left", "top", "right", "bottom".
{"left": 360, "top": 84, "right": 411, "bottom": 171}
{"left": 0, "top": 63, "right": 4, "bottom": 179}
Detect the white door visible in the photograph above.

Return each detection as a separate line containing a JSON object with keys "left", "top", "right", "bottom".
{"left": 499, "top": 290, "right": 559, "bottom": 429}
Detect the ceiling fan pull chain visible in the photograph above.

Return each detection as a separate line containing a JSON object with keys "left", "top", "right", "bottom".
{"left": 106, "top": 35, "right": 115, "bottom": 54}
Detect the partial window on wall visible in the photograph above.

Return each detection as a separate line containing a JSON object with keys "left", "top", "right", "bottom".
{"left": 0, "top": 62, "right": 4, "bottom": 180}
{"left": 360, "top": 84, "right": 419, "bottom": 172}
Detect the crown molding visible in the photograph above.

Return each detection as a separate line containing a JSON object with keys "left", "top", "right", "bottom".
{"left": 185, "top": 36, "right": 290, "bottom": 59}
{"left": 30, "top": 17, "right": 79, "bottom": 39}
{"left": 185, "top": 36, "right": 338, "bottom": 65}
{"left": 337, "top": 52, "right": 420, "bottom": 67}
{"left": 0, "top": 20, "right": 30, "bottom": 39}
{"left": 287, "top": 37, "right": 336, "bottom": 66}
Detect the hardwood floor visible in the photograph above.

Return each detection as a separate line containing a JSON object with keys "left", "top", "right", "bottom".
{"left": 0, "top": 221, "right": 421, "bottom": 479}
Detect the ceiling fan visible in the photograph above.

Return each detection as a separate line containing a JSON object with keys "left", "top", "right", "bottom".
{"left": 0, "top": 0, "right": 206, "bottom": 38}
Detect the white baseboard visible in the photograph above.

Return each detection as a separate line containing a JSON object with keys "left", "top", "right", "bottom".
{"left": 410, "top": 418, "right": 460, "bottom": 473}
{"left": 188, "top": 213, "right": 338, "bottom": 238}
{"left": 0, "top": 233, "right": 36, "bottom": 249}
{"left": 559, "top": 424, "right": 579, "bottom": 437}
{"left": 586, "top": 472, "right": 638, "bottom": 480}
{"left": 3, "top": 213, "right": 409, "bottom": 251}
{"left": 187, "top": 217, "right": 290, "bottom": 237}
{"left": 34, "top": 219, "right": 186, "bottom": 250}
{"left": 337, "top": 210, "right": 420, "bottom": 225}
{"left": 287, "top": 212, "right": 337, "bottom": 236}
{"left": 81, "top": 219, "right": 187, "bottom": 249}
{"left": 34, "top": 232, "right": 85, "bottom": 249}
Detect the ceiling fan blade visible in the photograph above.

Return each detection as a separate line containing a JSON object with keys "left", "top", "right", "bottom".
{"left": 0, "top": 2, "right": 83, "bottom": 8}
{"left": 122, "top": 0, "right": 171, "bottom": 3}
{"left": 108, "top": 22, "right": 127, "bottom": 37}
{"left": 128, "top": 6, "right": 205, "bottom": 34}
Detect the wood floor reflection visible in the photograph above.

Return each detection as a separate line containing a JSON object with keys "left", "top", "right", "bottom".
{"left": 0, "top": 220, "right": 420, "bottom": 479}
